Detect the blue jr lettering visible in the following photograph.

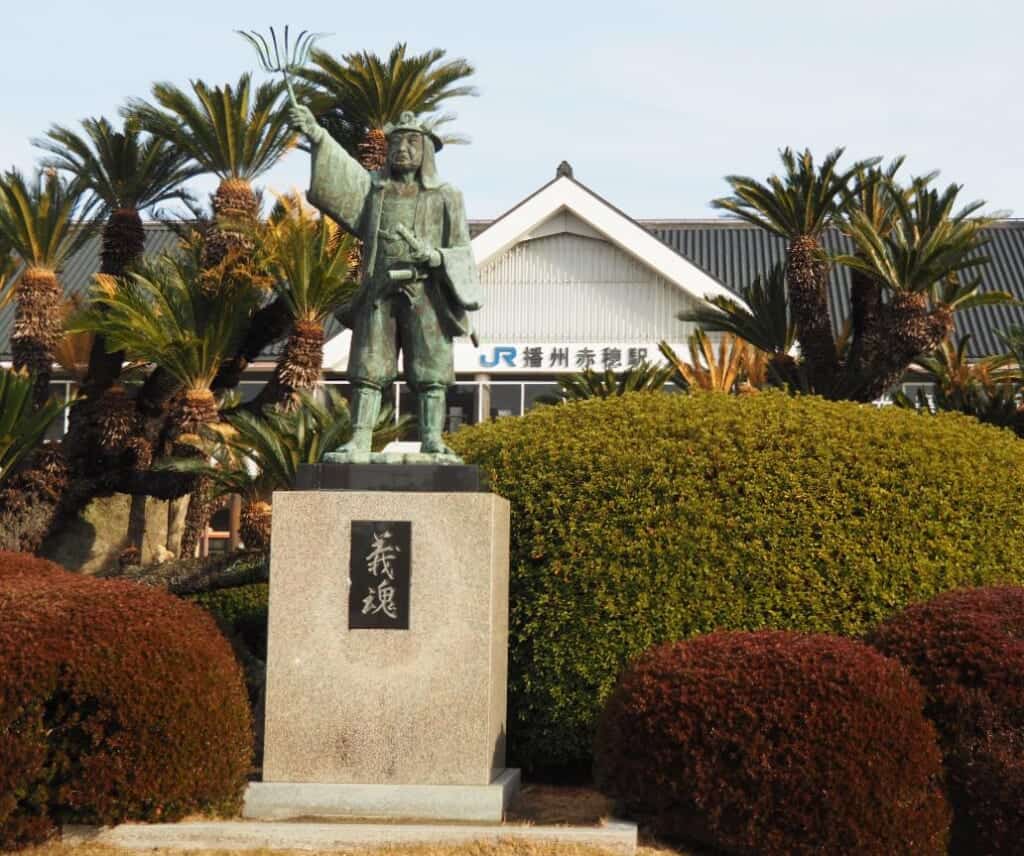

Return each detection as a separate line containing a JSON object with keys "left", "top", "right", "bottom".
{"left": 479, "top": 346, "right": 518, "bottom": 368}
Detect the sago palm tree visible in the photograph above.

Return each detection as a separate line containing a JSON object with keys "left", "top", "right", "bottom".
{"left": 35, "top": 116, "right": 199, "bottom": 394}
{"left": 836, "top": 180, "right": 1007, "bottom": 400}
{"left": 538, "top": 362, "right": 676, "bottom": 403}
{"left": 248, "top": 194, "right": 358, "bottom": 410}
{"left": 69, "top": 256, "right": 260, "bottom": 434}
{"left": 713, "top": 148, "right": 876, "bottom": 393}
{"left": 0, "top": 169, "right": 89, "bottom": 404}
{"left": 0, "top": 367, "right": 70, "bottom": 487}
{"left": 298, "top": 42, "right": 477, "bottom": 169}
{"left": 659, "top": 332, "right": 766, "bottom": 394}
{"left": 126, "top": 74, "right": 294, "bottom": 266}
{"left": 159, "top": 388, "right": 407, "bottom": 549}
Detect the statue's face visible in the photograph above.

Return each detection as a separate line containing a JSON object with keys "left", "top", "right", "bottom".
{"left": 388, "top": 131, "right": 423, "bottom": 173}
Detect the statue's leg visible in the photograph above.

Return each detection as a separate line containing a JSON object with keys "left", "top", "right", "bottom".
{"left": 417, "top": 384, "right": 454, "bottom": 455}
{"left": 397, "top": 282, "right": 456, "bottom": 456}
{"left": 337, "top": 297, "right": 395, "bottom": 454}
{"left": 337, "top": 382, "right": 383, "bottom": 453}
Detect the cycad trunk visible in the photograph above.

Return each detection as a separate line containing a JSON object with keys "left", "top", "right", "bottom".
{"left": 13, "top": 267, "right": 64, "bottom": 406}
{"left": 358, "top": 128, "right": 389, "bottom": 171}
{"left": 248, "top": 319, "right": 324, "bottom": 412}
{"left": 203, "top": 178, "right": 259, "bottom": 272}
{"left": 856, "top": 293, "right": 954, "bottom": 402}
{"left": 240, "top": 499, "right": 272, "bottom": 551}
{"left": 344, "top": 127, "right": 390, "bottom": 275}
{"left": 0, "top": 446, "right": 72, "bottom": 552}
{"left": 786, "top": 235, "right": 838, "bottom": 394}
{"left": 84, "top": 207, "right": 146, "bottom": 396}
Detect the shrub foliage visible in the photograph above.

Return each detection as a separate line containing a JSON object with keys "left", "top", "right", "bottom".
{"left": 867, "top": 586, "right": 1024, "bottom": 855}
{"left": 448, "top": 392, "right": 1024, "bottom": 768}
{"left": 191, "top": 582, "right": 270, "bottom": 660}
{"left": 0, "top": 552, "right": 252, "bottom": 849}
{"left": 595, "top": 631, "right": 950, "bottom": 855}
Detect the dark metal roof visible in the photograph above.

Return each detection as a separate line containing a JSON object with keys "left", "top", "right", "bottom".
{"left": 5, "top": 219, "right": 1024, "bottom": 362}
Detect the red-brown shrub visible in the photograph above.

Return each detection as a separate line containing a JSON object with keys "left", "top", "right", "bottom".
{"left": 594, "top": 631, "right": 950, "bottom": 855}
{"left": 0, "top": 552, "right": 252, "bottom": 849}
{"left": 867, "top": 586, "right": 1024, "bottom": 855}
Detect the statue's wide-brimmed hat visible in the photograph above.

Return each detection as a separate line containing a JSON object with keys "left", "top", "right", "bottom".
{"left": 384, "top": 111, "right": 444, "bottom": 153}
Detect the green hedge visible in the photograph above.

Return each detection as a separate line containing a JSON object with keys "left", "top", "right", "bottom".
{"left": 448, "top": 391, "right": 1024, "bottom": 769}
{"left": 190, "top": 583, "right": 269, "bottom": 660}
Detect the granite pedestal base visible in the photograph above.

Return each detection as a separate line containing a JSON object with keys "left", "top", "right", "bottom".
{"left": 259, "top": 484, "right": 515, "bottom": 820}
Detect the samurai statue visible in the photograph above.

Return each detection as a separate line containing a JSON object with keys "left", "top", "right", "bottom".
{"left": 289, "top": 104, "right": 482, "bottom": 459}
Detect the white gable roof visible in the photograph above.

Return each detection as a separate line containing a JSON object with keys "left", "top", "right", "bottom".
{"left": 472, "top": 171, "right": 744, "bottom": 307}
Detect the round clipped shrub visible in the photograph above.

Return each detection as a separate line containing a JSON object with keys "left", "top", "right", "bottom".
{"left": 595, "top": 631, "right": 950, "bottom": 855}
{"left": 0, "top": 552, "right": 252, "bottom": 849}
{"left": 191, "top": 583, "right": 269, "bottom": 660}
{"left": 448, "top": 391, "right": 1024, "bottom": 769}
{"left": 867, "top": 586, "right": 1024, "bottom": 854}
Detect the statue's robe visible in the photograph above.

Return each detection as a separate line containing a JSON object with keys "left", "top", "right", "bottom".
{"left": 307, "top": 133, "right": 481, "bottom": 340}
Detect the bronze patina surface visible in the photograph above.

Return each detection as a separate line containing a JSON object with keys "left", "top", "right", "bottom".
{"left": 290, "top": 104, "right": 481, "bottom": 462}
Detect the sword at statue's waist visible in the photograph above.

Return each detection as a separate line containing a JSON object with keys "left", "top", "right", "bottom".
{"left": 387, "top": 267, "right": 429, "bottom": 283}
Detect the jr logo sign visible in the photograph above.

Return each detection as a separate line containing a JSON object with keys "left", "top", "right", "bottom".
{"left": 479, "top": 346, "right": 518, "bottom": 368}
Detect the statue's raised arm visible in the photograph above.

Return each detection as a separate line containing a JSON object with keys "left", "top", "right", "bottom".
{"left": 289, "top": 104, "right": 372, "bottom": 235}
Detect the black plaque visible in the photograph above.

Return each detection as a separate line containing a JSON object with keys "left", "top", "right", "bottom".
{"left": 348, "top": 521, "right": 411, "bottom": 630}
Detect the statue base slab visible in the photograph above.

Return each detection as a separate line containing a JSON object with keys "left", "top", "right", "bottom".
{"left": 242, "top": 769, "right": 520, "bottom": 822}
{"left": 323, "top": 450, "right": 463, "bottom": 466}
{"left": 296, "top": 462, "right": 484, "bottom": 492}
{"left": 262, "top": 489, "right": 510, "bottom": 789}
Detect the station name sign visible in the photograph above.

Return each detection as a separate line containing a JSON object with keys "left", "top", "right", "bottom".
{"left": 455, "top": 342, "right": 684, "bottom": 374}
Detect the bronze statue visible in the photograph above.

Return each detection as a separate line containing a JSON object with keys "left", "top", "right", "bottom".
{"left": 289, "top": 104, "right": 481, "bottom": 460}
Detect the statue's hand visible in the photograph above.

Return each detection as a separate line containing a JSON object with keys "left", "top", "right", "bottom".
{"left": 413, "top": 246, "right": 443, "bottom": 268}
{"left": 289, "top": 104, "right": 324, "bottom": 144}
{"left": 395, "top": 224, "right": 443, "bottom": 268}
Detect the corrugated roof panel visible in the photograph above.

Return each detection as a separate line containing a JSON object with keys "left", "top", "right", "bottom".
{"left": 6, "top": 219, "right": 1024, "bottom": 362}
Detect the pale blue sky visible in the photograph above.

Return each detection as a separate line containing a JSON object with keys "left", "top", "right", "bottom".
{"left": 2, "top": 0, "right": 1021, "bottom": 219}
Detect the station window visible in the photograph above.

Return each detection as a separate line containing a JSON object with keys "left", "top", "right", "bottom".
{"left": 489, "top": 384, "right": 522, "bottom": 419}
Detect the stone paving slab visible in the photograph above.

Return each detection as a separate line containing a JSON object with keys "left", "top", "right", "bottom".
{"left": 62, "top": 819, "right": 638, "bottom": 854}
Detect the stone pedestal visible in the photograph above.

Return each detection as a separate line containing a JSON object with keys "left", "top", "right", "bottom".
{"left": 250, "top": 481, "right": 514, "bottom": 820}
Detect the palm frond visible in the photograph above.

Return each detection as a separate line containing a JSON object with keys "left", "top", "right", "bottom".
{"left": 299, "top": 42, "right": 477, "bottom": 156}
{"left": 837, "top": 181, "right": 996, "bottom": 296}
{"left": 680, "top": 263, "right": 796, "bottom": 355}
{"left": 712, "top": 148, "right": 880, "bottom": 239}
{"left": 264, "top": 192, "right": 358, "bottom": 321}
{"left": 0, "top": 169, "right": 90, "bottom": 269}
{"left": 35, "top": 116, "right": 199, "bottom": 215}
{"left": 126, "top": 74, "right": 294, "bottom": 181}
{"left": 68, "top": 255, "right": 260, "bottom": 390}
{"left": 0, "top": 367, "right": 70, "bottom": 486}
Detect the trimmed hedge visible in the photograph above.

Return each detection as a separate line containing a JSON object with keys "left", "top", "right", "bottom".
{"left": 867, "top": 586, "right": 1024, "bottom": 854}
{"left": 0, "top": 552, "right": 252, "bottom": 849}
{"left": 595, "top": 632, "right": 950, "bottom": 854}
{"left": 448, "top": 391, "right": 1024, "bottom": 768}
{"left": 191, "top": 583, "right": 270, "bottom": 660}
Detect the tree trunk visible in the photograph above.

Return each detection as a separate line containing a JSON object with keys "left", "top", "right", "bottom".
{"left": 0, "top": 446, "right": 73, "bottom": 553}
{"left": 12, "top": 267, "right": 64, "bottom": 407}
{"left": 166, "top": 494, "right": 190, "bottom": 556}
{"left": 126, "top": 493, "right": 148, "bottom": 555}
{"left": 246, "top": 320, "right": 324, "bottom": 412}
{"left": 82, "top": 207, "right": 146, "bottom": 396}
{"left": 786, "top": 235, "right": 838, "bottom": 395}
{"left": 212, "top": 298, "right": 293, "bottom": 392}
{"left": 178, "top": 477, "right": 209, "bottom": 559}
{"left": 856, "top": 294, "right": 954, "bottom": 402}
{"left": 202, "top": 178, "right": 258, "bottom": 273}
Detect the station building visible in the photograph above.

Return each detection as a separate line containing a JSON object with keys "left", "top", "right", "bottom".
{"left": 4, "top": 161, "right": 1024, "bottom": 439}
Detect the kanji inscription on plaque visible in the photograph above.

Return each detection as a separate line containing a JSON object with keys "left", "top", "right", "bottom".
{"left": 349, "top": 521, "right": 411, "bottom": 629}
